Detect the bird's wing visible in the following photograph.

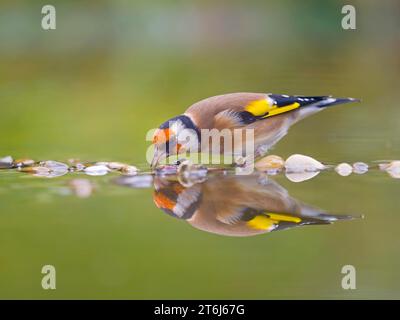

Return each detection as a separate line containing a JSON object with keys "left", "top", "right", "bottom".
{"left": 185, "top": 92, "right": 265, "bottom": 129}
{"left": 185, "top": 92, "right": 356, "bottom": 130}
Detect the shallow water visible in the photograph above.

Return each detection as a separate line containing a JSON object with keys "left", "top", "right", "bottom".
{"left": 0, "top": 158, "right": 399, "bottom": 299}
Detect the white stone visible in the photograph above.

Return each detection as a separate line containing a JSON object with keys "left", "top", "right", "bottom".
{"left": 285, "top": 154, "right": 325, "bottom": 173}
{"left": 335, "top": 163, "right": 353, "bottom": 176}
{"left": 84, "top": 165, "right": 110, "bottom": 176}
{"left": 0, "top": 155, "right": 13, "bottom": 168}
{"left": 352, "top": 162, "right": 369, "bottom": 174}
{"left": 384, "top": 161, "right": 400, "bottom": 179}
{"left": 0, "top": 155, "right": 13, "bottom": 163}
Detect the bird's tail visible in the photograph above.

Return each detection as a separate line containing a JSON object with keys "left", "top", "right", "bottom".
{"left": 299, "top": 203, "right": 361, "bottom": 222}
{"left": 303, "top": 96, "right": 360, "bottom": 108}
{"left": 269, "top": 94, "right": 360, "bottom": 109}
{"left": 289, "top": 95, "right": 360, "bottom": 123}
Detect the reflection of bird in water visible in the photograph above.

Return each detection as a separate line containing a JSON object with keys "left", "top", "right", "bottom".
{"left": 153, "top": 173, "right": 354, "bottom": 237}
{"left": 151, "top": 93, "right": 359, "bottom": 167}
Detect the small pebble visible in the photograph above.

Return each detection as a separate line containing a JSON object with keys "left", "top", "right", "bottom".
{"left": 0, "top": 155, "right": 13, "bottom": 162}
{"left": 352, "top": 162, "right": 369, "bottom": 174}
{"left": 255, "top": 155, "right": 285, "bottom": 173}
{"left": 383, "top": 161, "right": 400, "bottom": 179}
{"left": 74, "top": 163, "right": 86, "bottom": 171}
{"left": 20, "top": 166, "right": 51, "bottom": 177}
{"left": 20, "top": 161, "right": 69, "bottom": 178}
{"left": 84, "top": 165, "right": 110, "bottom": 176}
{"left": 335, "top": 163, "right": 353, "bottom": 176}
{"left": 67, "top": 159, "right": 86, "bottom": 171}
{"left": 106, "top": 162, "right": 139, "bottom": 175}
{"left": 120, "top": 165, "right": 138, "bottom": 176}
{"left": 107, "top": 162, "right": 126, "bottom": 170}
{"left": 41, "top": 160, "right": 69, "bottom": 170}
{"left": 378, "top": 163, "right": 389, "bottom": 171}
{"left": 0, "top": 155, "right": 13, "bottom": 169}
{"left": 41, "top": 160, "right": 69, "bottom": 177}
{"left": 13, "top": 158, "right": 35, "bottom": 168}
{"left": 285, "top": 154, "right": 325, "bottom": 173}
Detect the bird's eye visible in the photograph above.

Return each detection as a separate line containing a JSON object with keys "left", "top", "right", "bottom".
{"left": 153, "top": 128, "right": 171, "bottom": 144}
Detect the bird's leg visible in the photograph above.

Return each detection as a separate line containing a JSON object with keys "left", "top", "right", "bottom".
{"left": 233, "top": 154, "right": 256, "bottom": 175}
{"left": 234, "top": 155, "right": 247, "bottom": 167}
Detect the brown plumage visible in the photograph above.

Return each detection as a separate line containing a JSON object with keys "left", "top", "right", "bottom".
{"left": 151, "top": 92, "right": 359, "bottom": 166}
{"left": 153, "top": 173, "right": 354, "bottom": 237}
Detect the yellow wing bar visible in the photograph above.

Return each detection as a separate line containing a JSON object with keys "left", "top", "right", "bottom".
{"left": 244, "top": 98, "right": 300, "bottom": 118}
{"left": 262, "top": 102, "right": 300, "bottom": 118}
{"left": 246, "top": 213, "right": 302, "bottom": 231}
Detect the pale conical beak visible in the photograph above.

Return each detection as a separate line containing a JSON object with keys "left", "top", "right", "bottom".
{"left": 151, "top": 147, "right": 167, "bottom": 169}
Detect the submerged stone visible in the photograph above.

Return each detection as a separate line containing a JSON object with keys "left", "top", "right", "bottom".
{"left": 285, "top": 171, "right": 320, "bottom": 182}
{"left": 69, "top": 179, "right": 94, "bottom": 198}
{"left": 115, "top": 175, "right": 153, "bottom": 188}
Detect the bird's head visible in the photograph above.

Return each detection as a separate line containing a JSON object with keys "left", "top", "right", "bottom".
{"left": 151, "top": 115, "right": 200, "bottom": 168}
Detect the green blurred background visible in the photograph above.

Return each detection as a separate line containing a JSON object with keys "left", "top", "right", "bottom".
{"left": 0, "top": 0, "right": 399, "bottom": 299}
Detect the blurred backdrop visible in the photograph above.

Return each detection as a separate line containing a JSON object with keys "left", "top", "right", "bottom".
{"left": 0, "top": 0, "right": 399, "bottom": 299}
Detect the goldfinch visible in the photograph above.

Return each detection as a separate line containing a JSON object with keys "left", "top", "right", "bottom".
{"left": 151, "top": 92, "right": 358, "bottom": 167}
{"left": 153, "top": 173, "right": 353, "bottom": 237}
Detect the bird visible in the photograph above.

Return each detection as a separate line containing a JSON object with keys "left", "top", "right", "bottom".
{"left": 151, "top": 92, "right": 359, "bottom": 167}
{"left": 152, "top": 172, "right": 354, "bottom": 237}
